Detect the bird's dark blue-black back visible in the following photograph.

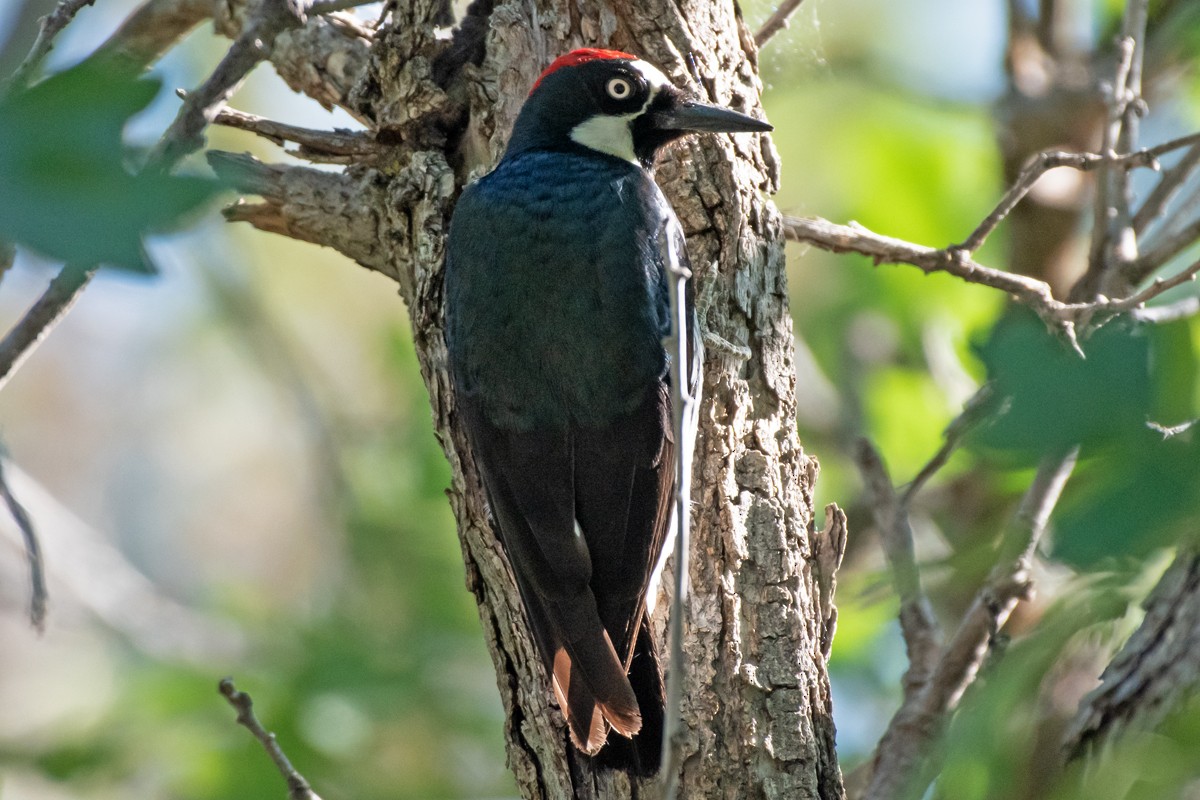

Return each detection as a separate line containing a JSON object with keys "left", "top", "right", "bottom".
{"left": 445, "top": 148, "right": 673, "bottom": 430}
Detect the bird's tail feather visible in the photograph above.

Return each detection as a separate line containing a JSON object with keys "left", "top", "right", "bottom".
{"left": 552, "top": 626, "right": 641, "bottom": 754}
{"left": 595, "top": 613, "right": 664, "bottom": 775}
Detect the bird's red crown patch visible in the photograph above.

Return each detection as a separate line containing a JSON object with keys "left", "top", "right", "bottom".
{"left": 530, "top": 48, "right": 637, "bottom": 94}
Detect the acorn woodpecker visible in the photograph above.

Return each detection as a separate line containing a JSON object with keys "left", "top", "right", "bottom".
{"left": 444, "top": 48, "right": 771, "bottom": 772}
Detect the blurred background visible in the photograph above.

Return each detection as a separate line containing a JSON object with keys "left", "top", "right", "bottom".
{"left": 0, "top": 1, "right": 1198, "bottom": 798}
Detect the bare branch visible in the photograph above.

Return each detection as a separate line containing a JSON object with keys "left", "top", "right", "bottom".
{"left": 661, "top": 239, "right": 698, "bottom": 800}
{"left": 0, "top": 461, "right": 244, "bottom": 659}
{"left": 1133, "top": 143, "right": 1200, "bottom": 234}
{"left": 862, "top": 448, "right": 1078, "bottom": 800}
{"left": 782, "top": 215, "right": 1075, "bottom": 337}
{"left": 5, "top": 0, "right": 96, "bottom": 88}
{"left": 955, "top": 135, "right": 1200, "bottom": 255}
{"left": 1126, "top": 219, "right": 1200, "bottom": 284}
{"left": 754, "top": 0, "right": 807, "bottom": 48}
{"left": 1131, "top": 296, "right": 1200, "bottom": 324}
{"left": 93, "top": 0, "right": 214, "bottom": 71}
{"left": 0, "top": 263, "right": 97, "bottom": 394}
{"left": 213, "top": 4, "right": 373, "bottom": 121}
{"left": 212, "top": 105, "right": 379, "bottom": 162}
{"left": 901, "top": 383, "right": 1000, "bottom": 505}
{"left": 0, "top": 449, "right": 47, "bottom": 631}
{"left": 309, "top": 0, "right": 375, "bottom": 13}
{"left": 1107, "top": 256, "right": 1200, "bottom": 313}
{"left": 148, "top": 0, "right": 309, "bottom": 169}
{"left": 219, "top": 679, "right": 322, "bottom": 800}
{"left": 857, "top": 440, "right": 941, "bottom": 696}
{"left": 1086, "top": 0, "right": 1150, "bottom": 295}
{"left": 785, "top": 215, "right": 1198, "bottom": 346}
{"left": 208, "top": 150, "right": 393, "bottom": 275}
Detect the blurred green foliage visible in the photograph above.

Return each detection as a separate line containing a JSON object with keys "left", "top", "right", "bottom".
{"left": 0, "top": 59, "right": 214, "bottom": 272}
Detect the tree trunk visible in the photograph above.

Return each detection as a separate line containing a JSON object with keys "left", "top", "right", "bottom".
{"left": 215, "top": 0, "right": 844, "bottom": 796}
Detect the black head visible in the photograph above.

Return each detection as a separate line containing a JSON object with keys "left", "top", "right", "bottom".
{"left": 504, "top": 49, "right": 773, "bottom": 169}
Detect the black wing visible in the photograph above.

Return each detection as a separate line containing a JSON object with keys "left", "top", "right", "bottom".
{"left": 445, "top": 155, "right": 700, "bottom": 768}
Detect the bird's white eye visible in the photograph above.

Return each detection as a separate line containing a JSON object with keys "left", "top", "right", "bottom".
{"left": 606, "top": 77, "right": 633, "bottom": 100}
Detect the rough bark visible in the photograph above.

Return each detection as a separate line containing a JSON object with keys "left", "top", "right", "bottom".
{"left": 206, "top": 0, "right": 843, "bottom": 796}
{"left": 1065, "top": 550, "right": 1200, "bottom": 759}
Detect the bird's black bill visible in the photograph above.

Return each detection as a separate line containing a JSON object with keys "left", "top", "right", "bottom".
{"left": 651, "top": 101, "right": 772, "bottom": 134}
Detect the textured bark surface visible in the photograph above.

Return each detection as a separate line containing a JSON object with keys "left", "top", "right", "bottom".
{"left": 1066, "top": 550, "right": 1200, "bottom": 758}
{"left": 215, "top": 0, "right": 843, "bottom": 796}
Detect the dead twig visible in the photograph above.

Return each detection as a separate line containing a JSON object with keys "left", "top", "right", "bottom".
{"left": 148, "top": 0, "right": 310, "bottom": 169}
{"left": 1133, "top": 143, "right": 1200, "bottom": 234}
{"left": 309, "top": 0, "right": 377, "bottom": 13}
{"left": 956, "top": 133, "right": 1200, "bottom": 255}
{"left": 219, "top": 679, "right": 322, "bottom": 800}
{"left": 901, "top": 383, "right": 1000, "bottom": 505}
{"left": 783, "top": 215, "right": 1200, "bottom": 350}
{"left": 93, "top": 0, "right": 214, "bottom": 70}
{"left": 212, "top": 105, "right": 379, "bottom": 162}
{"left": 0, "top": 263, "right": 97, "bottom": 393}
{"left": 1131, "top": 295, "right": 1200, "bottom": 324}
{"left": 1105, "top": 256, "right": 1200, "bottom": 313}
{"left": 857, "top": 440, "right": 941, "bottom": 696}
{"left": 0, "top": 449, "right": 47, "bottom": 631}
{"left": 754, "top": 0, "right": 807, "bottom": 48}
{"left": 5, "top": 0, "right": 97, "bottom": 89}
{"left": 1084, "top": 0, "right": 1150, "bottom": 298}
{"left": 1126, "top": 220, "right": 1200, "bottom": 284}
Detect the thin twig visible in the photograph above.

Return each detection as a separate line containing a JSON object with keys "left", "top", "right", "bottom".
{"left": 1106, "top": 257, "right": 1200, "bottom": 313}
{"left": 1087, "top": 35, "right": 1137, "bottom": 276}
{"left": 92, "top": 0, "right": 214, "bottom": 70}
{"left": 784, "top": 216, "right": 1059, "bottom": 313}
{"left": 0, "top": 263, "right": 98, "bottom": 393}
{"left": 901, "top": 383, "right": 1000, "bottom": 505}
{"left": 660, "top": 249, "right": 697, "bottom": 800}
{"left": 955, "top": 134, "right": 1200, "bottom": 255}
{"left": 309, "top": 0, "right": 377, "bottom": 13}
{"left": 148, "top": 0, "right": 309, "bottom": 170}
{"left": 754, "top": 0, "right": 807, "bottom": 48}
{"left": 1132, "top": 296, "right": 1200, "bottom": 324}
{"left": 212, "top": 105, "right": 379, "bottom": 160}
{"left": 0, "top": 449, "right": 47, "bottom": 632}
{"left": 219, "top": 679, "right": 322, "bottom": 800}
{"left": 1146, "top": 418, "right": 1197, "bottom": 438}
{"left": 1085, "top": 0, "right": 1150, "bottom": 297}
{"left": 784, "top": 215, "right": 1200, "bottom": 348}
{"left": 857, "top": 440, "right": 941, "bottom": 696}
{"left": 1126, "top": 219, "right": 1200, "bottom": 284}
{"left": 5, "top": 0, "right": 97, "bottom": 89}
{"left": 782, "top": 216, "right": 1087, "bottom": 350}
{"left": 1133, "top": 143, "right": 1200, "bottom": 234}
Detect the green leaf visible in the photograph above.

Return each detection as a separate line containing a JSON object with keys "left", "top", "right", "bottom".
{"left": 1052, "top": 430, "right": 1200, "bottom": 567}
{"left": 0, "top": 58, "right": 216, "bottom": 272}
{"left": 971, "top": 310, "right": 1153, "bottom": 457}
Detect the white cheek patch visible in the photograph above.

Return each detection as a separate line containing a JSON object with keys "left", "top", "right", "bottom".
{"left": 568, "top": 58, "right": 667, "bottom": 164}
{"left": 570, "top": 113, "right": 640, "bottom": 163}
